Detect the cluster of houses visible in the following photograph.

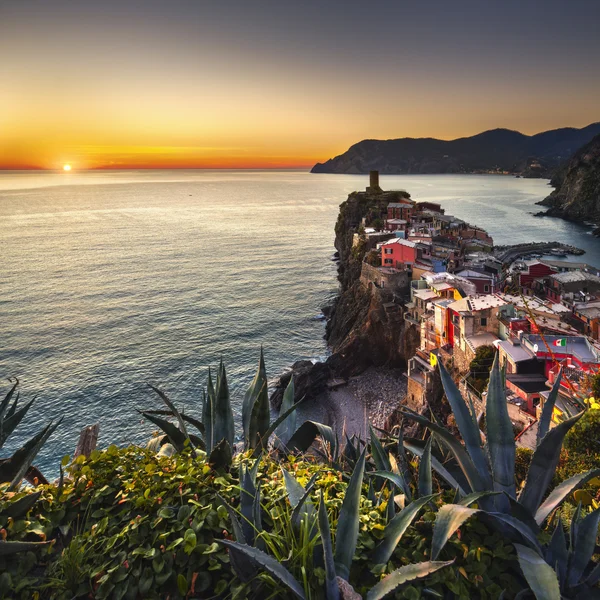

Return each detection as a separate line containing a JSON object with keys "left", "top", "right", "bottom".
{"left": 357, "top": 173, "right": 600, "bottom": 446}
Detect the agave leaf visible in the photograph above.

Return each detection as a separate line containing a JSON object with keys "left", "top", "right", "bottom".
{"left": 545, "top": 518, "right": 568, "bottom": 586}
{"left": 0, "top": 540, "right": 51, "bottom": 556}
{"left": 585, "top": 561, "right": 600, "bottom": 587}
{"left": 334, "top": 448, "right": 366, "bottom": 581}
{"left": 208, "top": 438, "right": 232, "bottom": 470}
{"left": 567, "top": 506, "right": 600, "bottom": 587}
{"left": 219, "top": 540, "right": 306, "bottom": 600}
{"left": 485, "top": 354, "right": 515, "bottom": 508}
{"left": 318, "top": 490, "right": 339, "bottom": 600}
{"left": 418, "top": 436, "right": 433, "bottom": 498}
{"left": 370, "top": 425, "right": 392, "bottom": 472}
{"left": 240, "top": 465, "right": 257, "bottom": 545}
{"left": 249, "top": 455, "right": 261, "bottom": 483}
{"left": 400, "top": 409, "right": 482, "bottom": 492}
{"left": 287, "top": 420, "right": 337, "bottom": 456}
{"left": 252, "top": 393, "right": 307, "bottom": 457}
{"left": 431, "top": 504, "right": 478, "bottom": 560}
{"left": 404, "top": 439, "right": 467, "bottom": 497}
{"left": 290, "top": 476, "right": 318, "bottom": 535}
{"left": 282, "top": 468, "right": 317, "bottom": 530}
{"left": 138, "top": 409, "right": 205, "bottom": 437}
{"left": 242, "top": 348, "right": 267, "bottom": 442}
{"left": 570, "top": 503, "right": 582, "bottom": 554}
{"left": 247, "top": 381, "right": 270, "bottom": 450}
{"left": 0, "top": 381, "right": 18, "bottom": 423}
{"left": 514, "top": 544, "right": 561, "bottom": 600}
{"left": 457, "top": 491, "right": 501, "bottom": 507}
{"left": 204, "top": 371, "right": 215, "bottom": 451}
{"left": 519, "top": 411, "right": 584, "bottom": 516}
{"left": 366, "top": 560, "right": 454, "bottom": 600}
{"left": 213, "top": 361, "right": 235, "bottom": 448}
{"left": 368, "top": 471, "right": 410, "bottom": 497}
{"left": 438, "top": 361, "right": 492, "bottom": 488}
{"left": 535, "top": 469, "right": 600, "bottom": 526}
{"left": 373, "top": 493, "right": 440, "bottom": 565}
{"left": 252, "top": 482, "right": 264, "bottom": 550}
{"left": 216, "top": 494, "right": 246, "bottom": 544}
{"left": 0, "top": 398, "right": 36, "bottom": 449}
{"left": 4, "top": 491, "right": 42, "bottom": 519}
{"left": 396, "top": 425, "right": 412, "bottom": 487}
{"left": 274, "top": 377, "right": 297, "bottom": 451}
{"left": 0, "top": 419, "right": 61, "bottom": 490}
{"left": 140, "top": 411, "right": 187, "bottom": 452}
{"left": 343, "top": 433, "right": 358, "bottom": 464}
{"left": 537, "top": 368, "right": 562, "bottom": 445}
{"left": 147, "top": 384, "right": 191, "bottom": 446}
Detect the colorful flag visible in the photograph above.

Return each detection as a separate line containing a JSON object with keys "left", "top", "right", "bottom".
{"left": 430, "top": 353, "right": 438, "bottom": 367}
{"left": 553, "top": 338, "right": 567, "bottom": 347}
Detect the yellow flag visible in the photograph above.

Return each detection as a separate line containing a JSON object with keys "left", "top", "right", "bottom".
{"left": 430, "top": 353, "right": 438, "bottom": 367}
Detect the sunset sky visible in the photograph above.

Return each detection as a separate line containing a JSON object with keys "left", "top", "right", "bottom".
{"left": 1, "top": 0, "right": 599, "bottom": 170}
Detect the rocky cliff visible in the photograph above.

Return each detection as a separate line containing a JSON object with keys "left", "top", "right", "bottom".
{"left": 311, "top": 123, "right": 600, "bottom": 176}
{"left": 271, "top": 188, "right": 420, "bottom": 412}
{"left": 538, "top": 134, "right": 600, "bottom": 232}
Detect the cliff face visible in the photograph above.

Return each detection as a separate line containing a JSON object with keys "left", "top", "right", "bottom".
{"left": 538, "top": 134, "right": 600, "bottom": 230}
{"left": 324, "top": 191, "right": 419, "bottom": 377}
{"left": 311, "top": 123, "right": 600, "bottom": 176}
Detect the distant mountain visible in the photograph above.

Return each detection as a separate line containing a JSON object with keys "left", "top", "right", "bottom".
{"left": 537, "top": 133, "right": 600, "bottom": 231}
{"left": 311, "top": 123, "right": 600, "bottom": 176}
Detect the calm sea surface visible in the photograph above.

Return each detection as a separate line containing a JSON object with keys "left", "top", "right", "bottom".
{"left": 1, "top": 170, "right": 598, "bottom": 472}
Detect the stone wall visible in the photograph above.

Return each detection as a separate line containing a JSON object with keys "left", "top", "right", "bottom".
{"left": 360, "top": 262, "right": 410, "bottom": 295}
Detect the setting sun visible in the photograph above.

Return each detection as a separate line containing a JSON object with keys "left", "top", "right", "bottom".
{"left": 63, "top": 164, "right": 71, "bottom": 171}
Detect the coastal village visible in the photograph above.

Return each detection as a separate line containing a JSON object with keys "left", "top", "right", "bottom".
{"left": 347, "top": 171, "right": 600, "bottom": 448}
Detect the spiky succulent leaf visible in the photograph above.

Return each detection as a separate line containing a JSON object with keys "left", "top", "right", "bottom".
{"left": 282, "top": 468, "right": 317, "bottom": 531}
{"left": 401, "top": 409, "right": 482, "bottom": 492}
{"left": 366, "top": 560, "right": 454, "bottom": 600}
{"left": 334, "top": 448, "right": 366, "bottom": 581}
{"left": 537, "top": 368, "right": 562, "bottom": 445}
{"left": 432, "top": 504, "right": 479, "bottom": 560}
{"left": 0, "top": 398, "right": 35, "bottom": 449}
{"left": 373, "top": 493, "right": 440, "bottom": 565}
{"left": 318, "top": 489, "right": 339, "bottom": 600}
{"left": 218, "top": 540, "right": 306, "bottom": 600}
{"left": 287, "top": 420, "right": 337, "bottom": 456}
{"left": 242, "top": 348, "right": 267, "bottom": 442}
{"left": 252, "top": 481, "right": 264, "bottom": 550}
{"left": 519, "top": 411, "right": 584, "bottom": 516}
{"left": 140, "top": 411, "right": 188, "bottom": 452}
{"left": 418, "top": 436, "right": 433, "bottom": 498}
{"left": 147, "top": 384, "right": 191, "bottom": 445}
{"left": 370, "top": 425, "right": 391, "bottom": 472}
{"left": 213, "top": 361, "right": 235, "bottom": 448}
{"left": 0, "top": 381, "right": 18, "bottom": 424}
{"left": 438, "top": 361, "right": 492, "bottom": 488}
{"left": 208, "top": 438, "right": 232, "bottom": 470}
{"left": 0, "top": 419, "right": 61, "bottom": 490}
{"left": 515, "top": 544, "right": 561, "bottom": 600}
{"left": 248, "top": 381, "right": 270, "bottom": 450}
{"left": 204, "top": 370, "right": 215, "bottom": 451}
{"left": 240, "top": 465, "right": 257, "bottom": 545}
{"left": 485, "top": 354, "right": 515, "bottom": 508}
{"left": 545, "top": 518, "right": 568, "bottom": 586}
{"left": 274, "top": 377, "right": 297, "bottom": 451}
{"left": 404, "top": 439, "right": 467, "bottom": 497}
{"left": 567, "top": 506, "right": 600, "bottom": 587}
{"left": 535, "top": 468, "right": 600, "bottom": 526}
{"left": 216, "top": 494, "right": 246, "bottom": 544}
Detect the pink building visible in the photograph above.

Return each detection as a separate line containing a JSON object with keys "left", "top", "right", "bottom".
{"left": 380, "top": 238, "right": 417, "bottom": 269}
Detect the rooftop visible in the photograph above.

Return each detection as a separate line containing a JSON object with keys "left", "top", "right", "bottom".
{"left": 414, "top": 289, "right": 439, "bottom": 301}
{"left": 456, "top": 269, "right": 494, "bottom": 280}
{"left": 388, "top": 201, "right": 413, "bottom": 208}
{"left": 523, "top": 334, "right": 600, "bottom": 364}
{"left": 466, "top": 332, "right": 499, "bottom": 351}
{"left": 380, "top": 238, "right": 416, "bottom": 248}
{"left": 551, "top": 271, "right": 600, "bottom": 285}
{"left": 467, "top": 295, "right": 507, "bottom": 311}
{"left": 498, "top": 339, "right": 535, "bottom": 363}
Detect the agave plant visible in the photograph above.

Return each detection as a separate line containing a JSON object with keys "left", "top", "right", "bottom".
{"left": 140, "top": 350, "right": 335, "bottom": 468}
{"left": 398, "top": 356, "right": 600, "bottom": 598}
{"left": 0, "top": 380, "right": 61, "bottom": 491}
{"left": 217, "top": 450, "right": 454, "bottom": 600}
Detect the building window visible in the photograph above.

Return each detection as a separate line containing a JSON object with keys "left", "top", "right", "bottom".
{"left": 480, "top": 317, "right": 488, "bottom": 327}
{"left": 484, "top": 284, "right": 489, "bottom": 292}
{"left": 384, "top": 248, "right": 393, "bottom": 255}
{"left": 384, "top": 258, "right": 393, "bottom": 265}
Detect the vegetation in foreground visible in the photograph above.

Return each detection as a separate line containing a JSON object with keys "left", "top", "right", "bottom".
{"left": 1, "top": 354, "right": 600, "bottom": 599}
